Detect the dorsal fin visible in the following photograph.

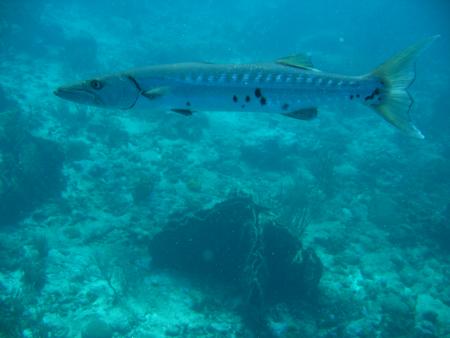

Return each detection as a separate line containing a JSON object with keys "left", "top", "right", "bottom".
{"left": 276, "top": 54, "right": 316, "bottom": 71}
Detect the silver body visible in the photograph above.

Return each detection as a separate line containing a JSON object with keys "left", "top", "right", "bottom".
{"left": 128, "top": 63, "right": 381, "bottom": 114}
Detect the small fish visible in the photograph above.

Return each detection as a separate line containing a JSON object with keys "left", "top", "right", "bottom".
{"left": 55, "top": 36, "right": 439, "bottom": 138}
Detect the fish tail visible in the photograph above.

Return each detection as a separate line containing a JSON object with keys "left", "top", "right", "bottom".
{"left": 366, "top": 35, "right": 439, "bottom": 139}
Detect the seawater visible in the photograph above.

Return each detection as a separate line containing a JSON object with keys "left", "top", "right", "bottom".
{"left": 0, "top": 1, "right": 449, "bottom": 337}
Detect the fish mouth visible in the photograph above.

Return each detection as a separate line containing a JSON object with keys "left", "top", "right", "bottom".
{"left": 54, "top": 86, "right": 100, "bottom": 106}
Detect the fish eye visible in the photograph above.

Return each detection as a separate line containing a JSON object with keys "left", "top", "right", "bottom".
{"left": 90, "top": 79, "right": 103, "bottom": 90}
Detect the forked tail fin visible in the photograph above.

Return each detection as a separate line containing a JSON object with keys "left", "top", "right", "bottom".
{"left": 367, "top": 35, "right": 439, "bottom": 139}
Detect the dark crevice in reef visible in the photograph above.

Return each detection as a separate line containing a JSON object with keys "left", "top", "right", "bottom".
{"left": 149, "top": 196, "right": 323, "bottom": 337}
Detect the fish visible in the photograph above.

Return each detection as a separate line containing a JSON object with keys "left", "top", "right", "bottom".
{"left": 54, "top": 35, "right": 439, "bottom": 138}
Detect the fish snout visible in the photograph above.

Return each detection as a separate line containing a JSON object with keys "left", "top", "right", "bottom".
{"left": 54, "top": 85, "right": 98, "bottom": 106}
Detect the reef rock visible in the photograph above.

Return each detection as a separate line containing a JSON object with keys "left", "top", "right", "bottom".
{"left": 149, "top": 196, "right": 322, "bottom": 334}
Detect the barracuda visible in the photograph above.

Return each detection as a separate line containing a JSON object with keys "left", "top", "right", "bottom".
{"left": 55, "top": 36, "right": 438, "bottom": 138}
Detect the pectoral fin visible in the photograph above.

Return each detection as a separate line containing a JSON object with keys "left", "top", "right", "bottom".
{"left": 142, "top": 86, "right": 170, "bottom": 100}
{"left": 282, "top": 108, "right": 318, "bottom": 120}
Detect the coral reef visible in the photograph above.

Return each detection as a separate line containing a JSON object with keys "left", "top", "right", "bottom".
{"left": 0, "top": 110, "right": 65, "bottom": 226}
{"left": 82, "top": 318, "right": 113, "bottom": 338}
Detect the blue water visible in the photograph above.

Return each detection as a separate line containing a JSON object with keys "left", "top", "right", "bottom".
{"left": 1, "top": 0, "right": 449, "bottom": 337}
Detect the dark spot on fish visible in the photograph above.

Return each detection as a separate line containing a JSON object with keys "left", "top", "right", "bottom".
{"left": 356, "top": 94, "right": 360, "bottom": 98}
{"left": 241, "top": 104, "right": 245, "bottom": 108}
{"left": 245, "top": 95, "right": 250, "bottom": 102}
{"left": 186, "top": 101, "right": 191, "bottom": 106}
{"left": 349, "top": 95, "right": 354, "bottom": 100}
{"left": 260, "top": 97, "right": 267, "bottom": 105}
{"left": 233, "top": 95, "right": 238, "bottom": 103}
{"left": 282, "top": 103, "right": 289, "bottom": 110}
{"left": 255, "top": 88, "right": 262, "bottom": 98}
{"left": 364, "top": 88, "right": 381, "bottom": 102}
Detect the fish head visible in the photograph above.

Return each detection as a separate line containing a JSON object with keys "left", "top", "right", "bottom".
{"left": 54, "top": 74, "right": 141, "bottom": 109}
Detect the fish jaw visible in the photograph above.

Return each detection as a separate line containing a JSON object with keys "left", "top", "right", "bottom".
{"left": 54, "top": 84, "right": 103, "bottom": 106}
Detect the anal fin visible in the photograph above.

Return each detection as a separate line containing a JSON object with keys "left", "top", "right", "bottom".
{"left": 171, "top": 108, "right": 193, "bottom": 116}
{"left": 282, "top": 107, "right": 318, "bottom": 120}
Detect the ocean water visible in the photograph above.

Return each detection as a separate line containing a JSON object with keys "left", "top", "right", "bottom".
{"left": 1, "top": 0, "right": 449, "bottom": 337}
